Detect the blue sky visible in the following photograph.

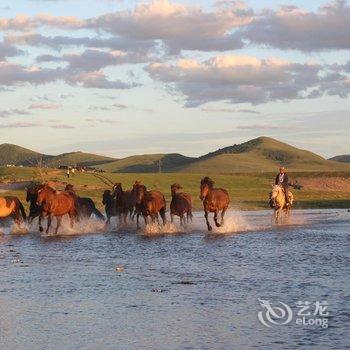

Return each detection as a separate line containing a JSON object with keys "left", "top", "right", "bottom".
{"left": 0, "top": 0, "right": 349, "bottom": 158}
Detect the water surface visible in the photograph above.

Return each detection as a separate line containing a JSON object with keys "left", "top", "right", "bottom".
{"left": 0, "top": 210, "right": 349, "bottom": 349}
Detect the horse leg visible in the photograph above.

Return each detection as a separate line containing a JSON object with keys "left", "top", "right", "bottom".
{"left": 136, "top": 212, "right": 141, "bottom": 229}
{"left": 55, "top": 216, "right": 62, "bottom": 235}
{"left": 38, "top": 214, "right": 43, "bottom": 232}
{"left": 171, "top": 213, "right": 174, "bottom": 224}
{"left": 160, "top": 209, "right": 166, "bottom": 226}
{"left": 214, "top": 210, "right": 221, "bottom": 227}
{"left": 46, "top": 214, "right": 52, "bottom": 234}
{"left": 143, "top": 215, "right": 148, "bottom": 226}
{"left": 180, "top": 214, "right": 185, "bottom": 227}
{"left": 204, "top": 211, "right": 212, "bottom": 231}
{"left": 221, "top": 206, "right": 227, "bottom": 226}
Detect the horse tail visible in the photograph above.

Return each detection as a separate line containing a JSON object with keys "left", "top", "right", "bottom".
{"left": 18, "top": 200, "right": 27, "bottom": 221}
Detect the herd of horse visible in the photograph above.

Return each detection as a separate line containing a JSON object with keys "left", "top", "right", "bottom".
{"left": 0, "top": 177, "right": 293, "bottom": 235}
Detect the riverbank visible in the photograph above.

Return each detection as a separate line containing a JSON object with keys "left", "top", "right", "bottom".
{"left": 1, "top": 166, "right": 350, "bottom": 211}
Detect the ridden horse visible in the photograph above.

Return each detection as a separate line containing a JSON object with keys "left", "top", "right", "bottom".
{"left": 269, "top": 185, "right": 293, "bottom": 224}
{"left": 132, "top": 182, "right": 166, "bottom": 229}
{"left": 200, "top": 177, "right": 230, "bottom": 231}
{"left": 26, "top": 185, "right": 43, "bottom": 227}
{"left": 112, "top": 183, "right": 134, "bottom": 225}
{"left": 65, "top": 184, "right": 104, "bottom": 220}
{"left": 0, "top": 196, "right": 26, "bottom": 228}
{"left": 170, "top": 183, "right": 193, "bottom": 226}
{"left": 36, "top": 185, "right": 78, "bottom": 234}
{"left": 102, "top": 190, "right": 118, "bottom": 227}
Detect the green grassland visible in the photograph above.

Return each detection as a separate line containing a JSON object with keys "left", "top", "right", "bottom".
{"left": 1, "top": 166, "right": 349, "bottom": 212}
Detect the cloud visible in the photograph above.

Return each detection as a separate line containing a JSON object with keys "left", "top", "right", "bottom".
{"left": 201, "top": 107, "right": 260, "bottom": 114}
{"left": 0, "top": 121, "right": 42, "bottom": 128}
{"left": 236, "top": 0, "right": 350, "bottom": 51}
{"left": 50, "top": 123, "right": 75, "bottom": 129}
{"left": 147, "top": 55, "right": 350, "bottom": 106}
{"left": 86, "top": 118, "right": 118, "bottom": 124}
{"left": 88, "top": 103, "right": 127, "bottom": 111}
{"left": 0, "top": 41, "right": 23, "bottom": 60}
{"left": 29, "top": 102, "right": 62, "bottom": 109}
{"left": 0, "top": 109, "right": 30, "bottom": 118}
{"left": 236, "top": 124, "right": 296, "bottom": 130}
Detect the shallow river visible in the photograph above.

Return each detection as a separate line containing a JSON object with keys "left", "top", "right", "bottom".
{"left": 0, "top": 209, "right": 349, "bottom": 350}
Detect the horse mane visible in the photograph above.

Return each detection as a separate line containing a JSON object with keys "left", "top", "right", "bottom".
{"left": 201, "top": 177, "right": 214, "bottom": 188}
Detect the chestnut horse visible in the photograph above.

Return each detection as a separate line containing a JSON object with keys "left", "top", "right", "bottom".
{"left": 65, "top": 184, "right": 104, "bottom": 221}
{"left": 0, "top": 196, "right": 26, "bottom": 227}
{"left": 132, "top": 182, "right": 166, "bottom": 229}
{"left": 36, "top": 184, "right": 78, "bottom": 234}
{"left": 200, "top": 177, "right": 230, "bottom": 231}
{"left": 269, "top": 185, "right": 293, "bottom": 224}
{"left": 170, "top": 183, "right": 193, "bottom": 226}
{"left": 112, "top": 183, "right": 135, "bottom": 225}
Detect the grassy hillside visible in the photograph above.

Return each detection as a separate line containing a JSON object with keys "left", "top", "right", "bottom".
{"left": 45, "top": 151, "right": 115, "bottom": 168}
{"left": 179, "top": 137, "right": 350, "bottom": 173}
{"left": 329, "top": 155, "right": 350, "bottom": 163}
{"left": 0, "top": 144, "right": 44, "bottom": 166}
{"left": 99, "top": 153, "right": 195, "bottom": 173}
{"left": 1, "top": 137, "right": 349, "bottom": 173}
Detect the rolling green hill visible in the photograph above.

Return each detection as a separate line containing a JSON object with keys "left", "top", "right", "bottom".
{"left": 1, "top": 137, "right": 349, "bottom": 173}
{"left": 329, "top": 155, "right": 350, "bottom": 163}
{"left": 98, "top": 153, "right": 195, "bottom": 173}
{"left": 44, "top": 151, "right": 115, "bottom": 168}
{"left": 0, "top": 143, "right": 116, "bottom": 168}
{"left": 0, "top": 144, "right": 44, "bottom": 166}
{"left": 178, "top": 137, "right": 350, "bottom": 173}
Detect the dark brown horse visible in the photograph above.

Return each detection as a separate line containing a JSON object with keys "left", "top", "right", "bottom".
{"left": 200, "top": 177, "right": 230, "bottom": 231}
{"left": 112, "top": 183, "right": 135, "bottom": 225}
{"left": 170, "top": 183, "right": 193, "bottom": 226}
{"left": 102, "top": 190, "right": 118, "bottom": 227}
{"left": 26, "top": 184, "right": 43, "bottom": 226}
{"left": 36, "top": 184, "right": 78, "bottom": 234}
{"left": 0, "top": 196, "right": 26, "bottom": 227}
{"left": 132, "top": 182, "right": 166, "bottom": 229}
{"left": 65, "top": 184, "right": 104, "bottom": 221}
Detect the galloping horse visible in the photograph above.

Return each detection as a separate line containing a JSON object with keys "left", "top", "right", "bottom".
{"left": 112, "top": 183, "right": 134, "bottom": 225}
{"left": 0, "top": 196, "right": 26, "bottom": 228}
{"left": 65, "top": 184, "right": 104, "bottom": 220}
{"left": 36, "top": 184, "right": 78, "bottom": 234}
{"left": 269, "top": 185, "right": 293, "bottom": 224}
{"left": 200, "top": 177, "right": 230, "bottom": 231}
{"left": 132, "top": 182, "right": 166, "bottom": 229}
{"left": 102, "top": 190, "right": 118, "bottom": 227}
{"left": 26, "top": 185, "right": 43, "bottom": 226}
{"left": 170, "top": 183, "right": 193, "bottom": 226}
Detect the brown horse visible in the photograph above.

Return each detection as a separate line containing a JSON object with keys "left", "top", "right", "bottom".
{"left": 26, "top": 185, "right": 43, "bottom": 227}
{"left": 36, "top": 184, "right": 78, "bottom": 234}
{"left": 65, "top": 184, "right": 104, "bottom": 221}
{"left": 200, "top": 177, "right": 230, "bottom": 231}
{"left": 112, "top": 183, "right": 135, "bottom": 225}
{"left": 132, "top": 182, "right": 166, "bottom": 229}
{"left": 170, "top": 183, "right": 193, "bottom": 226}
{"left": 0, "top": 196, "right": 26, "bottom": 228}
{"left": 102, "top": 190, "right": 118, "bottom": 227}
{"left": 269, "top": 185, "right": 294, "bottom": 224}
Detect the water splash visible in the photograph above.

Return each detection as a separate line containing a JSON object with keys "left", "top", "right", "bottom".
{"left": 141, "top": 222, "right": 183, "bottom": 236}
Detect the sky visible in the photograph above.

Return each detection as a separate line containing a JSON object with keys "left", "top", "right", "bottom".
{"left": 0, "top": 0, "right": 349, "bottom": 158}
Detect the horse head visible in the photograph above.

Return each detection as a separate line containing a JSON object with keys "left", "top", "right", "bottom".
{"left": 171, "top": 183, "right": 182, "bottom": 196}
{"left": 36, "top": 184, "right": 55, "bottom": 206}
{"left": 200, "top": 177, "right": 214, "bottom": 201}
{"left": 269, "top": 185, "right": 283, "bottom": 208}
{"left": 65, "top": 184, "right": 75, "bottom": 192}
{"left": 133, "top": 183, "right": 146, "bottom": 205}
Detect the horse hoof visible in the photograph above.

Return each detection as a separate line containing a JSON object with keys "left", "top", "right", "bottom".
{"left": 208, "top": 226, "right": 212, "bottom": 231}
{"left": 215, "top": 223, "right": 221, "bottom": 227}
{"left": 39, "top": 227, "right": 43, "bottom": 232}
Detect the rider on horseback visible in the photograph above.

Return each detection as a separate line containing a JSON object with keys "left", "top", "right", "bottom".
{"left": 275, "top": 167, "right": 290, "bottom": 206}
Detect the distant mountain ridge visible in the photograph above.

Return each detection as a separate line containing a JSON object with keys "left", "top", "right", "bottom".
{"left": 1, "top": 137, "right": 350, "bottom": 173}
{"left": 329, "top": 155, "right": 350, "bottom": 163}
